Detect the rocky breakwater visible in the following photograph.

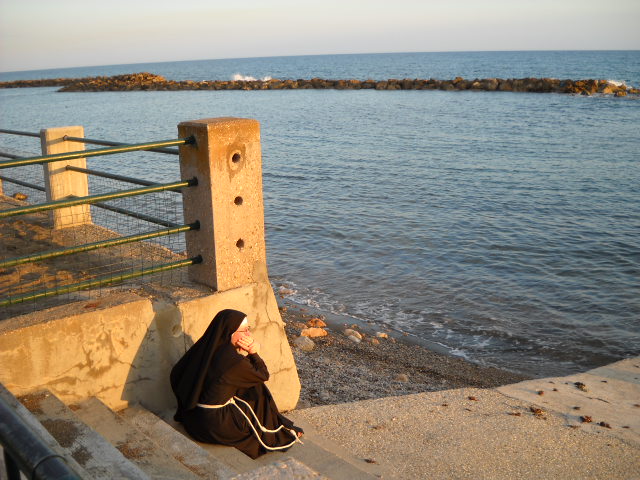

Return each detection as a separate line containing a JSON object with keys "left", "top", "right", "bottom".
{"left": 1, "top": 72, "right": 637, "bottom": 96}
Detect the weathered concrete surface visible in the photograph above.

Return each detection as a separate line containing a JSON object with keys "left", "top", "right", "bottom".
{"left": 289, "top": 358, "right": 640, "bottom": 480}
{"left": 19, "top": 390, "right": 149, "bottom": 479}
{"left": 497, "top": 356, "right": 640, "bottom": 445}
{"left": 178, "top": 117, "right": 267, "bottom": 292}
{"left": 230, "top": 458, "right": 325, "bottom": 480}
{"left": 175, "top": 281, "right": 300, "bottom": 412}
{"left": 0, "top": 293, "right": 155, "bottom": 408}
{"left": 164, "top": 413, "right": 376, "bottom": 479}
{"left": 72, "top": 397, "right": 199, "bottom": 479}
{"left": 121, "top": 405, "right": 236, "bottom": 480}
{"left": 40, "top": 125, "right": 91, "bottom": 229}
{"left": 0, "top": 286, "right": 300, "bottom": 413}
{"left": 0, "top": 383, "right": 88, "bottom": 477}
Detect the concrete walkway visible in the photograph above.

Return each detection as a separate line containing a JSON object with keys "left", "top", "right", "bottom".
{"left": 289, "top": 357, "right": 640, "bottom": 479}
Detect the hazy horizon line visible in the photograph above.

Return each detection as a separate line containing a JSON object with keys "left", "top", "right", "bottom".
{"left": 2, "top": 49, "right": 639, "bottom": 76}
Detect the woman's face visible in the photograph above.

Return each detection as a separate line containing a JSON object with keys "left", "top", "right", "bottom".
{"left": 230, "top": 323, "right": 252, "bottom": 347}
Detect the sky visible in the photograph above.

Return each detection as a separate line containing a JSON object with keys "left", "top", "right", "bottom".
{"left": 1, "top": 0, "right": 639, "bottom": 73}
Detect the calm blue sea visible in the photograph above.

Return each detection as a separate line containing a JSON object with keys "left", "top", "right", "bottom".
{"left": 1, "top": 51, "right": 639, "bottom": 376}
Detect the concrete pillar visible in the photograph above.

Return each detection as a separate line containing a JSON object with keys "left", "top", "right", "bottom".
{"left": 40, "top": 126, "right": 92, "bottom": 229}
{"left": 178, "top": 118, "right": 268, "bottom": 291}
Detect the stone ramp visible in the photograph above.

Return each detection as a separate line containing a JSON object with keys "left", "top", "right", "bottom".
{"left": 18, "top": 391, "right": 149, "bottom": 479}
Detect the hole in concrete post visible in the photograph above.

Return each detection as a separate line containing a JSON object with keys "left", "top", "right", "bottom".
{"left": 236, "top": 239, "right": 245, "bottom": 250}
{"left": 234, "top": 196, "right": 243, "bottom": 205}
{"left": 232, "top": 153, "right": 242, "bottom": 163}
{"left": 171, "top": 324, "right": 182, "bottom": 337}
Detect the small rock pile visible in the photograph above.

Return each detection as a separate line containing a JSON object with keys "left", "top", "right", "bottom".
{"left": 291, "top": 315, "right": 392, "bottom": 353}
{"left": 1, "top": 73, "right": 636, "bottom": 96}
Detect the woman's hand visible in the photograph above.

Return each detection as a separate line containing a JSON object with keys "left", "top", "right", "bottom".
{"left": 237, "top": 336, "right": 261, "bottom": 355}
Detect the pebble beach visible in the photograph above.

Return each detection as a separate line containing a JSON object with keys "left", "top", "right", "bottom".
{"left": 279, "top": 301, "right": 529, "bottom": 409}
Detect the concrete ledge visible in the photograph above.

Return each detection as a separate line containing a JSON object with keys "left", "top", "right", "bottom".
{"left": 289, "top": 358, "right": 640, "bottom": 480}
{"left": 497, "top": 357, "right": 640, "bottom": 445}
{"left": 0, "top": 283, "right": 300, "bottom": 413}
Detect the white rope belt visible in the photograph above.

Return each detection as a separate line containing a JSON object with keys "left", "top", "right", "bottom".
{"left": 197, "top": 396, "right": 303, "bottom": 450}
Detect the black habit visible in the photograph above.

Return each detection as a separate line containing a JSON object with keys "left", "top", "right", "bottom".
{"left": 170, "top": 309, "right": 302, "bottom": 458}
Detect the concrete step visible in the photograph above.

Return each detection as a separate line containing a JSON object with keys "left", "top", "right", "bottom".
{"left": 0, "top": 384, "right": 88, "bottom": 478}
{"left": 286, "top": 417, "right": 386, "bottom": 479}
{"left": 230, "top": 457, "right": 325, "bottom": 479}
{"left": 159, "top": 411, "right": 378, "bottom": 480}
{"left": 71, "top": 397, "right": 200, "bottom": 480}
{"left": 120, "top": 405, "right": 237, "bottom": 480}
{"left": 18, "top": 390, "right": 149, "bottom": 480}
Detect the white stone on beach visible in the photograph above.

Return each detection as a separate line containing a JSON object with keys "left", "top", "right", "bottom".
{"left": 344, "top": 328, "right": 362, "bottom": 340}
{"left": 293, "top": 335, "right": 315, "bottom": 352}
{"left": 347, "top": 335, "right": 362, "bottom": 344}
{"left": 375, "top": 332, "right": 389, "bottom": 339}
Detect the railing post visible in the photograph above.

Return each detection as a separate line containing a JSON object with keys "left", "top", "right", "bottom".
{"left": 177, "top": 118, "right": 267, "bottom": 291}
{"left": 40, "top": 126, "right": 92, "bottom": 229}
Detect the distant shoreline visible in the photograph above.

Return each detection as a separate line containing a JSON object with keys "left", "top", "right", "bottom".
{"left": 0, "top": 72, "right": 637, "bottom": 96}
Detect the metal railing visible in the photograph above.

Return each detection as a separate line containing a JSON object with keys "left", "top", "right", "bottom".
{"left": 0, "top": 137, "right": 191, "bottom": 169}
{"left": 0, "top": 179, "right": 196, "bottom": 219}
{"left": 0, "top": 129, "right": 201, "bottom": 308}
{"left": 63, "top": 135, "right": 179, "bottom": 155}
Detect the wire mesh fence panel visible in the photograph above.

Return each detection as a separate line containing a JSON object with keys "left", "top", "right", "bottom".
{"left": 0, "top": 143, "right": 201, "bottom": 320}
{"left": 0, "top": 164, "right": 47, "bottom": 205}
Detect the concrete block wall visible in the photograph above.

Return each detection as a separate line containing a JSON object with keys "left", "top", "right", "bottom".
{"left": 0, "top": 286, "right": 300, "bottom": 414}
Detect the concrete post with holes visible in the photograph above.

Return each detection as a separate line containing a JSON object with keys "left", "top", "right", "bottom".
{"left": 177, "top": 117, "right": 300, "bottom": 410}
{"left": 41, "top": 126, "right": 92, "bottom": 229}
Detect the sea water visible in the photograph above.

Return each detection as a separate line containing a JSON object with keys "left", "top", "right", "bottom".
{"left": 1, "top": 51, "right": 639, "bottom": 376}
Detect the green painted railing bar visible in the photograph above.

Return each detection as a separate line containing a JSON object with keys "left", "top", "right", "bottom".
{"left": 66, "top": 165, "right": 183, "bottom": 192}
{"left": 63, "top": 135, "right": 179, "bottom": 155}
{"left": 0, "top": 175, "right": 45, "bottom": 192}
{"left": 0, "top": 128, "right": 40, "bottom": 138}
{"left": 0, "top": 178, "right": 196, "bottom": 219}
{"left": 91, "top": 201, "right": 182, "bottom": 228}
{"left": 0, "top": 223, "right": 198, "bottom": 269}
{"left": 0, "top": 256, "right": 202, "bottom": 307}
{"left": 0, "top": 137, "right": 194, "bottom": 169}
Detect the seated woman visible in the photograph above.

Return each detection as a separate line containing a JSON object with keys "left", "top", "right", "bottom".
{"left": 170, "top": 309, "right": 303, "bottom": 458}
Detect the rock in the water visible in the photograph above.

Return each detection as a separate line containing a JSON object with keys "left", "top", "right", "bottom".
{"left": 300, "top": 327, "right": 328, "bottom": 338}
{"left": 293, "top": 335, "right": 315, "bottom": 352}
{"left": 278, "top": 286, "right": 295, "bottom": 296}
{"left": 375, "top": 332, "right": 388, "bottom": 339}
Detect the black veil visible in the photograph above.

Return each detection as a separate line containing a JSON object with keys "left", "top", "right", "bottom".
{"left": 170, "top": 309, "right": 246, "bottom": 420}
